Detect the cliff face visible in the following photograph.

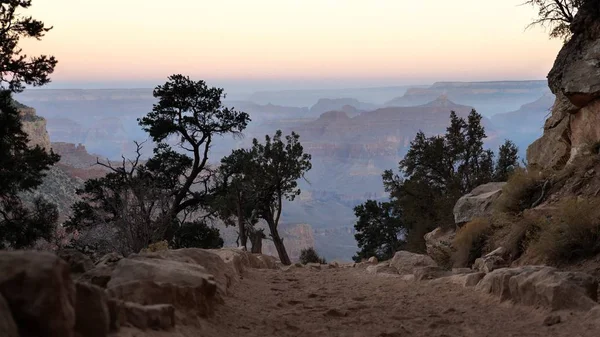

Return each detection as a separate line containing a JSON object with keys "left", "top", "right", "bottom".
{"left": 527, "top": 3, "right": 600, "bottom": 170}
{"left": 19, "top": 107, "right": 52, "bottom": 151}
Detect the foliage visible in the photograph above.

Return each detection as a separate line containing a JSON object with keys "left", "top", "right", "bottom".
{"left": 212, "top": 149, "right": 259, "bottom": 249}
{"left": 524, "top": 0, "right": 583, "bottom": 40}
{"left": 452, "top": 218, "right": 491, "bottom": 267}
{"left": 0, "top": 1, "right": 60, "bottom": 249}
{"left": 381, "top": 110, "right": 518, "bottom": 251}
{"left": 529, "top": 198, "right": 600, "bottom": 263}
{"left": 0, "top": 0, "right": 58, "bottom": 92}
{"left": 494, "top": 140, "right": 520, "bottom": 182}
{"left": 172, "top": 221, "right": 224, "bottom": 249}
{"left": 352, "top": 200, "right": 406, "bottom": 262}
{"left": 299, "top": 247, "right": 326, "bottom": 264}
{"left": 494, "top": 167, "right": 547, "bottom": 214}
{"left": 68, "top": 75, "right": 250, "bottom": 253}
{"left": 240, "top": 130, "right": 312, "bottom": 265}
{"left": 140, "top": 240, "right": 169, "bottom": 253}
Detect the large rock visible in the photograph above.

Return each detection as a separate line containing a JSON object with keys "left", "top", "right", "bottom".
{"left": 0, "top": 251, "right": 76, "bottom": 337}
{"left": 106, "top": 256, "right": 219, "bottom": 318}
{"left": 0, "top": 294, "right": 18, "bottom": 337}
{"left": 424, "top": 227, "right": 456, "bottom": 268}
{"left": 122, "top": 302, "right": 175, "bottom": 331}
{"left": 390, "top": 251, "right": 438, "bottom": 275}
{"left": 528, "top": 2, "right": 600, "bottom": 170}
{"left": 74, "top": 282, "right": 109, "bottom": 337}
{"left": 413, "top": 266, "right": 451, "bottom": 281}
{"left": 140, "top": 249, "right": 235, "bottom": 295}
{"left": 472, "top": 247, "right": 509, "bottom": 273}
{"left": 476, "top": 266, "right": 598, "bottom": 311}
{"left": 366, "top": 262, "right": 398, "bottom": 275}
{"left": 58, "top": 249, "right": 94, "bottom": 275}
{"left": 453, "top": 182, "right": 506, "bottom": 225}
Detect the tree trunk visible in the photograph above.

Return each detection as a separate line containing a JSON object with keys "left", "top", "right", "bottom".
{"left": 237, "top": 201, "right": 247, "bottom": 249}
{"left": 250, "top": 233, "right": 262, "bottom": 254}
{"left": 266, "top": 218, "right": 291, "bottom": 265}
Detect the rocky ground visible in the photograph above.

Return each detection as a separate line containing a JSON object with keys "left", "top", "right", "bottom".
{"left": 140, "top": 265, "right": 600, "bottom": 337}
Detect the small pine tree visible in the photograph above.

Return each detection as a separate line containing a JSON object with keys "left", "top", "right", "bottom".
{"left": 299, "top": 247, "right": 326, "bottom": 264}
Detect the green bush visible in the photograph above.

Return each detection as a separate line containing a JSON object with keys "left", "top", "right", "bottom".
{"left": 172, "top": 221, "right": 224, "bottom": 249}
{"left": 299, "top": 247, "right": 326, "bottom": 264}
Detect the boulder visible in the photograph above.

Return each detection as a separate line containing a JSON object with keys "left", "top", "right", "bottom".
{"left": 413, "top": 266, "right": 451, "bottom": 281}
{"left": 476, "top": 266, "right": 598, "bottom": 311}
{"left": 453, "top": 182, "right": 506, "bottom": 225}
{"left": 390, "top": 251, "right": 438, "bottom": 275}
{"left": 255, "top": 254, "right": 278, "bottom": 269}
{"left": 122, "top": 302, "right": 175, "bottom": 331}
{"left": 79, "top": 266, "right": 113, "bottom": 288}
{"left": 424, "top": 227, "right": 456, "bottom": 268}
{"left": 141, "top": 249, "right": 236, "bottom": 295}
{"left": 106, "top": 257, "right": 219, "bottom": 317}
{"left": 107, "top": 298, "right": 125, "bottom": 331}
{"left": 58, "top": 249, "right": 94, "bottom": 275}
{"left": 366, "top": 262, "right": 398, "bottom": 275}
{"left": 306, "top": 263, "right": 322, "bottom": 270}
{"left": 472, "top": 248, "right": 509, "bottom": 273}
{"left": 435, "top": 272, "right": 486, "bottom": 288}
{"left": 0, "top": 294, "right": 18, "bottom": 337}
{"left": 0, "top": 251, "right": 76, "bottom": 337}
{"left": 74, "top": 282, "right": 109, "bottom": 337}
{"left": 367, "top": 256, "right": 378, "bottom": 264}
{"left": 95, "top": 252, "right": 123, "bottom": 268}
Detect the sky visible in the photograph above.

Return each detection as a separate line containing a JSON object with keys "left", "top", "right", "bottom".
{"left": 20, "top": 0, "right": 563, "bottom": 90}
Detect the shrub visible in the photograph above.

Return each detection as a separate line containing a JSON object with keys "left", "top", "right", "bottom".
{"left": 495, "top": 167, "right": 547, "bottom": 214}
{"left": 452, "top": 218, "right": 491, "bottom": 267}
{"left": 172, "top": 221, "right": 224, "bottom": 249}
{"left": 299, "top": 247, "right": 326, "bottom": 264}
{"left": 141, "top": 240, "right": 169, "bottom": 253}
{"left": 529, "top": 198, "right": 600, "bottom": 264}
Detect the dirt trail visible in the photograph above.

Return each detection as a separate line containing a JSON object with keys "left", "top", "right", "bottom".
{"left": 122, "top": 266, "right": 600, "bottom": 337}
{"left": 198, "top": 267, "right": 600, "bottom": 337}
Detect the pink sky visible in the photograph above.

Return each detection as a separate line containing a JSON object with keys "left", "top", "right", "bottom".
{"left": 21, "top": 0, "right": 563, "bottom": 88}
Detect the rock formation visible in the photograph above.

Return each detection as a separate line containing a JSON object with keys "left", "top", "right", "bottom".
{"left": 527, "top": 3, "right": 600, "bottom": 170}
{"left": 0, "top": 248, "right": 278, "bottom": 337}
{"left": 18, "top": 105, "right": 52, "bottom": 151}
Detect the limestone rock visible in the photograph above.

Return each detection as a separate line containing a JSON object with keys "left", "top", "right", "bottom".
{"left": 74, "top": 282, "right": 109, "bottom": 337}
{"left": 328, "top": 261, "right": 340, "bottom": 269}
{"left": 472, "top": 248, "right": 509, "bottom": 273}
{"left": 58, "top": 249, "right": 95, "bottom": 275}
{"left": 437, "top": 272, "right": 486, "bottom": 288}
{"left": 106, "top": 256, "right": 219, "bottom": 317}
{"left": 0, "top": 251, "right": 76, "bottom": 337}
{"left": 306, "top": 263, "right": 322, "bottom": 270}
{"left": 476, "top": 266, "right": 598, "bottom": 311}
{"left": 390, "top": 251, "right": 437, "bottom": 275}
{"left": 122, "top": 302, "right": 175, "bottom": 331}
{"left": 413, "top": 266, "right": 451, "bottom": 281}
{"left": 95, "top": 252, "right": 123, "bottom": 268}
{"left": 366, "top": 262, "right": 397, "bottom": 275}
{"left": 367, "top": 256, "right": 378, "bottom": 264}
{"left": 528, "top": 2, "right": 600, "bottom": 171}
{"left": 144, "top": 249, "right": 236, "bottom": 295}
{"left": 453, "top": 182, "right": 506, "bottom": 225}
{"left": 0, "top": 294, "right": 18, "bottom": 337}
{"left": 424, "top": 227, "right": 456, "bottom": 267}
{"left": 79, "top": 266, "right": 114, "bottom": 288}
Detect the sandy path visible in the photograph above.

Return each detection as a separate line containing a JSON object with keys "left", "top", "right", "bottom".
{"left": 197, "top": 266, "right": 600, "bottom": 337}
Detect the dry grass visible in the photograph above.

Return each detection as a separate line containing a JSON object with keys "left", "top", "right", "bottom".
{"left": 452, "top": 218, "right": 491, "bottom": 267}
{"left": 528, "top": 198, "right": 600, "bottom": 264}
{"left": 494, "top": 167, "right": 547, "bottom": 214}
{"left": 140, "top": 240, "right": 169, "bottom": 253}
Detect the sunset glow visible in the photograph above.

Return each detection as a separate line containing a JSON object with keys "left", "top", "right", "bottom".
{"left": 21, "top": 0, "right": 563, "bottom": 87}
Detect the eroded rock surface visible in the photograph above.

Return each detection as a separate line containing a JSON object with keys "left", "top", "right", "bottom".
{"left": 453, "top": 182, "right": 506, "bottom": 225}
